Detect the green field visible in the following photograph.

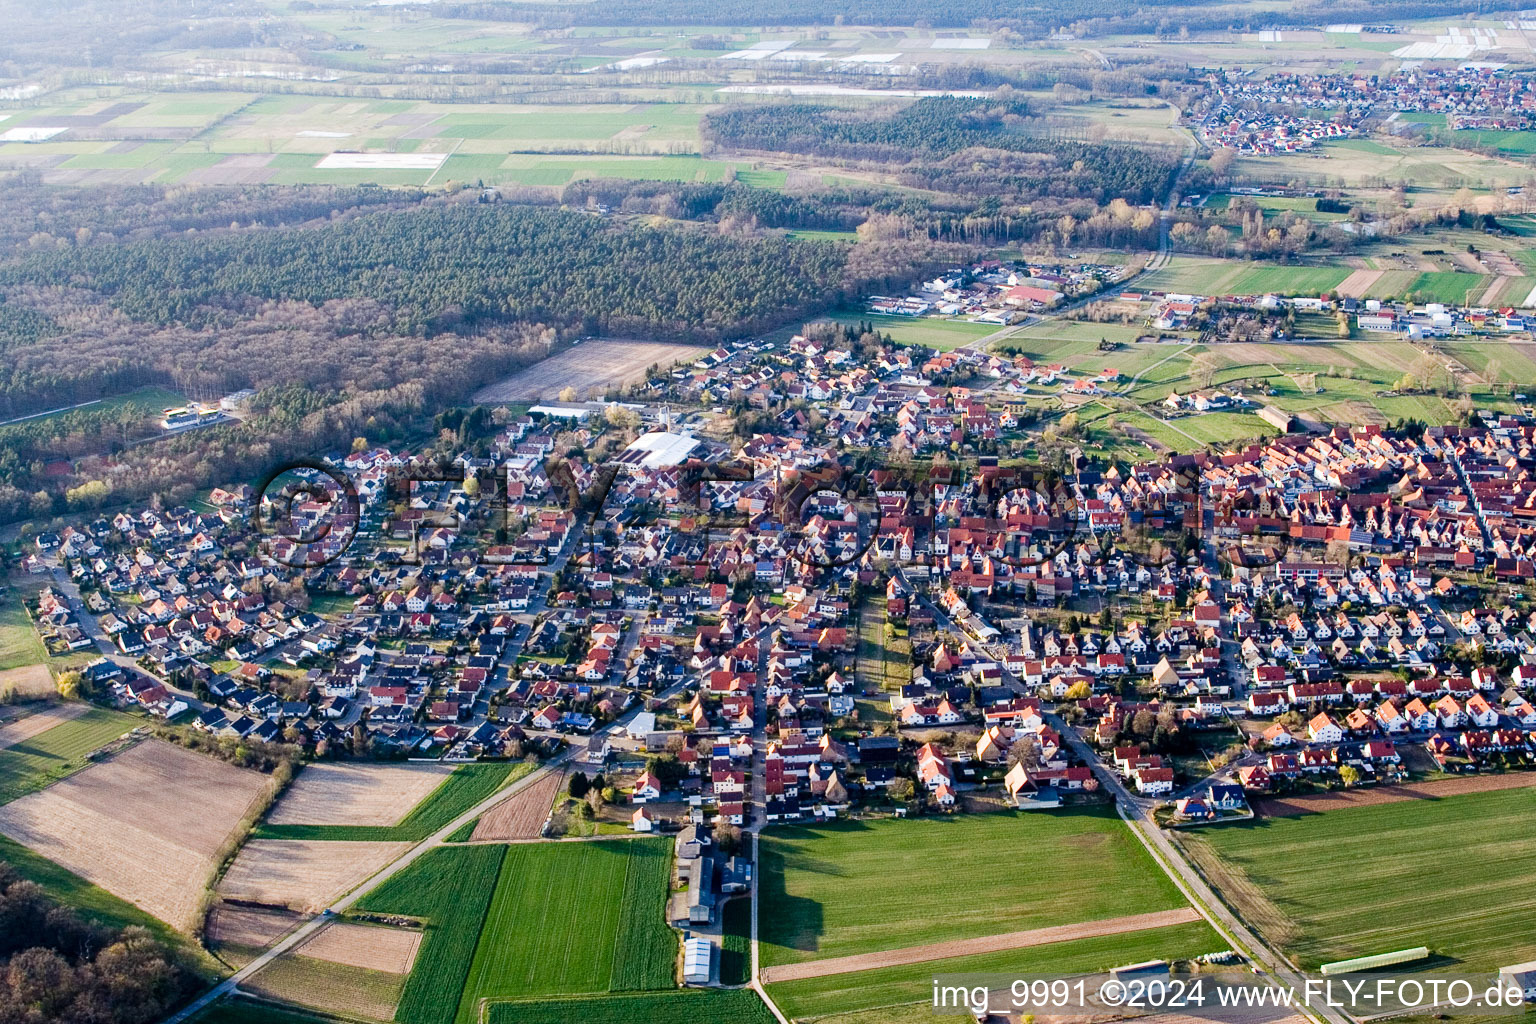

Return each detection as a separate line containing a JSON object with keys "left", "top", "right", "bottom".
{"left": 1454, "top": 128, "right": 1536, "bottom": 155}
{"left": 1139, "top": 258, "right": 1349, "bottom": 297}
{"left": 457, "top": 838, "right": 676, "bottom": 1016}
{"left": 255, "top": 762, "right": 527, "bottom": 842}
{"left": 760, "top": 808, "right": 1189, "bottom": 967}
{"left": 358, "top": 838, "right": 678, "bottom": 1024}
{"left": 720, "top": 897, "right": 752, "bottom": 986}
{"left": 1407, "top": 270, "right": 1490, "bottom": 304}
{"left": 767, "top": 921, "right": 1222, "bottom": 1020}
{"left": 485, "top": 990, "right": 776, "bottom": 1024}
{"left": 354, "top": 844, "right": 505, "bottom": 1024}
{"left": 822, "top": 313, "right": 998, "bottom": 351}
{"left": 1181, "top": 788, "right": 1536, "bottom": 971}
{"left": 0, "top": 707, "right": 140, "bottom": 804}
{"left": 192, "top": 1000, "right": 335, "bottom": 1024}
{"left": 0, "top": 831, "right": 179, "bottom": 942}
{"left": 0, "top": 590, "right": 48, "bottom": 672}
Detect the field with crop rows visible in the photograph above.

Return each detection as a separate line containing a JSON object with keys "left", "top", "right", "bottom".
{"left": 0, "top": 707, "right": 138, "bottom": 804}
{"left": 485, "top": 990, "right": 777, "bottom": 1024}
{"left": 1183, "top": 788, "right": 1536, "bottom": 970}
{"left": 256, "top": 762, "right": 526, "bottom": 842}
{"left": 759, "top": 808, "right": 1188, "bottom": 967}
{"left": 766, "top": 921, "right": 1221, "bottom": 1020}
{"left": 354, "top": 843, "right": 505, "bottom": 1024}
{"left": 456, "top": 838, "right": 676, "bottom": 1017}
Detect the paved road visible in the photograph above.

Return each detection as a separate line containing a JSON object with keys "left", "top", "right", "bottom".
{"left": 1051, "top": 712, "right": 1348, "bottom": 1024}
{"left": 163, "top": 634, "right": 685, "bottom": 1024}
{"left": 160, "top": 748, "right": 573, "bottom": 1024}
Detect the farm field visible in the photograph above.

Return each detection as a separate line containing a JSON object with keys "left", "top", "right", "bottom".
{"left": 205, "top": 904, "right": 303, "bottom": 965}
{"left": 1232, "top": 137, "right": 1531, "bottom": 189}
{"left": 265, "top": 761, "right": 455, "bottom": 828}
{"left": 219, "top": 838, "right": 410, "bottom": 913}
{"left": 351, "top": 843, "right": 504, "bottom": 1024}
{"left": 245, "top": 951, "right": 407, "bottom": 1022}
{"left": 456, "top": 838, "right": 677, "bottom": 1017}
{"left": 1179, "top": 788, "right": 1536, "bottom": 971}
{"left": 483, "top": 989, "right": 777, "bottom": 1024}
{"left": 471, "top": 768, "right": 564, "bottom": 841}
{"left": 0, "top": 585, "right": 50, "bottom": 673}
{"left": 255, "top": 761, "right": 527, "bottom": 842}
{"left": 758, "top": 808, "right": 1190, "bottom": 967}
{"left": 0, "top": 700, "right": 88, "bottom": 750}
{"left": 472, "top": 340, "right": 707, "bottom": 403}
{"left": 721, "top": 897, "right": 752, "bottom": 987}
{"left": 1137, "top": 257, "right": 1349, "bottom": 297}
{"left": 0, "top": 739, "right": 267, "bottom": 929}
{"left": 0, "top": 831, "right": 182, "bottom": 941}
{"left": 0, "top": 706, "right": 140, "bottom": 804}
{"left": 820, "top": 312, "right": 998, "bottom": 350}
{"left": 0, "top": 89, "right": 728, "bottom": 186}
{"left": 766, "top": 920, "right": 1222, "bottom": 1020}
{"left": 1442, "top": 340, "right": 1536, "bottom": 385}
{"left": 192, "top": 1000, "right": 334, "bottom": 1024}
{"left": 299, "top": 921, "right": 422, "bottom": 974}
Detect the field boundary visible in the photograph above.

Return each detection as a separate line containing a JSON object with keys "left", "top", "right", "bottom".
{"left": 1253, "top": 770, "right": 1536, "bottom": 817}
{"left": 757, "top": 907, "right": 1201, "bottom": 983}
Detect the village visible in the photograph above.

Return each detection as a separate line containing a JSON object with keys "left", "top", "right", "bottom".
{"left": 16, "top": 355, "right": 1536, "bottom": 847}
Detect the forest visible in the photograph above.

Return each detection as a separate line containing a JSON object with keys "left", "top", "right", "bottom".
{"left": 0, "top": 192, "right": 896, "bottom": 523}
{"left": 2, "top": 204, "right": 846, "bottom": 338}
{"left": 703, "top": 98, "right": 1181, "bottom": 205}
{"left": 0, "top": 862, "right": 199, "bottom": 1023}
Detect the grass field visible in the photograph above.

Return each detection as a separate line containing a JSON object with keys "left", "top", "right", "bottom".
{"left": 1406, "top": 270, "right": 1490, "bottom": 304}
{"left": 484, "top": 990, "right": 777, "bottom": 1024}
{"left": 759, "top": 808, "right": 1189, "bottom": 967}
{"left": 456, "top": 838, "right": 676, "bottom": 1017}
{"left": 821, "top": 312, "right": 998, "bottom": 351}
{"left": 354, "top": 844, "right": 505, "bottom": 1024}
{"left": 255, "top": 762, "right": 527, "bottom": 842}
{"left": 0, "top": 589, "right": 48, "bottom": 673}
{"left": 1181, "top": 788, "right": 1536, "bottom": 971}
{"left": 0, "top": 831, "right": 180, "bottom": 942}
{"left": 192, "top": 1000, "right": 336, "bottom": 1024}
{"left": 766, "top": 921, "right": 1221, "bottom": 1020}
{"left": 0, "top": 707, "right": 139, "bottom": 804}
{"left": 1138, "top": 258, "right": 1350, "bottom": 297}
{"left": 721, "top": 897, "right": 752, "bottom": 986}
{"left": 359, "top": 838, "right": 678, "bottom": 1024}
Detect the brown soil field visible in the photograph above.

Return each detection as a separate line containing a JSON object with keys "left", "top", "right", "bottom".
{"left": 298, "top": 922, "right": 422, "bottom": 974}
{"left": 1255, "top": 770, "right": 1536, "bottom": 817}
{"left": 757, "top": 908, "right": 1202, "bottom": 983}
{"left": 266, "top": 761, "right": 454, "bottom": 827}
{"left": 0, "top": 740, "right": 268, "bottom": 930}
{"left": 244, "top": 953, "right": 404, "bottom": 1022}
{"left": 471, "top": 768, "right": 563, "bottom": 841}
{"left": 207, "top": 904, "right": 303, "bottom": 949}
{"left": 219, "top": 839, "right": 410, "bottom": 912}
{"left": 470, "top": 339, "right": 707, "bottom": 403}
{"left": 0, "top": 701, "right": 86, "bottom": 749}
{"left": 0, "top": 665, "right": 55, "bottom": 698}
{"left": 1483, "top": 250, "right": 1524, "bottom": 276}
{"left": 1334, "top": 269, "right": 1382, "bottom": 298}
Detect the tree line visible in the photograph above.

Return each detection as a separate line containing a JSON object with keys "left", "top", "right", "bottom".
{"left": 0, "top": 861, "right": 200, "bottom": 1023}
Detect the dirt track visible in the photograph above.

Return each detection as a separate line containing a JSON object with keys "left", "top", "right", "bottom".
{"left": 757, "top": 907, "right": 1202, "bottom": 983}
{"left": 1255, "top": 770, "right": 1536, "bottom": 817}
{"left": 471, "top": 768, "right": 563, "bottom": 841}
